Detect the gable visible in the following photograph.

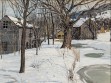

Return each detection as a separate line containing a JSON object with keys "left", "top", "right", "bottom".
{"left": 0, "top": 15, "right": 19, "bottom": 29}
{"left": 0, "top": 15, "right": 34, "bottom": 29}
{"left": 7, "top": 16, "right": 33, "bottom": 28}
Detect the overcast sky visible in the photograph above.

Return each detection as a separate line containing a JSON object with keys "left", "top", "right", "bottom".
{"left": 0, "top": 0, "right": 15, "bottom": 19}
{"left": 0, "top": 0, "right": 110, "bottom": 19}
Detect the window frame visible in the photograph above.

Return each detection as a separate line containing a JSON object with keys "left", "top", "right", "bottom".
{"left": 3, "top": 21, "right": 8, "bottom": 28}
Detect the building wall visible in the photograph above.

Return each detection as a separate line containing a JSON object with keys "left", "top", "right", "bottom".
{"left": 0, "top": 16, "right": 19, "bottom": 54}
{"left": 80, "top": 20, "right": 97, "bottom": 39}
{"left": 56, "top": 31, "right": 64, "bottom": 39}
{"left": 0, "top": 16, "right": 35, "bottom": 54}
{"left": 73, "top": 20, "right": 97, "bottom": 39}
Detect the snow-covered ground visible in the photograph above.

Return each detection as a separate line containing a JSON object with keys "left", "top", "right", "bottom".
{"left": 0, "top": 32, "right": 110, "bottom": 83}
{"left": 73, "top": 32, "right": 110, "bottom": 68}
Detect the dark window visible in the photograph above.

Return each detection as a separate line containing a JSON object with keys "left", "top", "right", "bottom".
{"left": 2, "top": 42, "right": 7, "bottom": 51}
{"left": 58, "top": 35, "right": 61, "bottom": 38}
{"left": 3, "top": 21, "right": 8, "bottom": 28}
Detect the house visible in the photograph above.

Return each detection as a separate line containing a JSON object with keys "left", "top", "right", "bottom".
{"left": 0, "top": 15, "right": 35, "bottom": 54}
{"left": 56, "top": 30, "right": 64, "bottom": 39}
{"left": 95, "top": 18, "right": 110, "bottom": 33}
{"left": 73, "top": 18, "right": 97, "bottom": 39}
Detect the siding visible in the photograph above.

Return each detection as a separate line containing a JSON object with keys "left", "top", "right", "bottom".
{"left": 0, "top": 16, "right": 35, "bottom": 54}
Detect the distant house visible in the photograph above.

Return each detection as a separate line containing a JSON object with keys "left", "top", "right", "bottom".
{"left": 95, "top": 18, "right": 110, "bottom": 33}
{"left": 56, "top": 30, "right": 64, "bottom": 39}
{"left": 73, "top": 18, "right": 97, "bottom": 39}
{"left": 0, "top": 15, "right": 35, "bottom": 54}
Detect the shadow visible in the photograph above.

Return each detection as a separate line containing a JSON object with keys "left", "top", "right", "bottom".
{"left": 72, "top": 43, "right": 87, "bottom": 48}
{"left": 0, "top": 69, "right": 18, "bottom": 73}
{"left": 0, "top": 74, "right": 18, "bottom": 83}
{"left": 84, "top": 53, "right": 104, "bottom": 58}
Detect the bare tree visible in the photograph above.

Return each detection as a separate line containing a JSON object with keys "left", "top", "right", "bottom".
{"left": 110, "top": 19, "right": 111, "bottom": 42}
{"left": 40, "top": 0, "right": 109, "bottom": 49}
{"left": 50, "top": 12, "right": 55, "bottom": 45}
{"left": 8, "top": 0, "right": 38, "bottom": 73}
{"left": 42, "top": 9, "right": 51, "bottom": 45}
{"left": 0, "top": 0, "right": 7, "bottom": 18}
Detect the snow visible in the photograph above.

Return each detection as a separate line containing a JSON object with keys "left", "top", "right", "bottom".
{"left": 72, "top": 32, "right": 110, "bottom": 70}
{"left": 0, "top": 32, "right": 110, "bottom": 83}
{"left": 7, "top": 15, "right": 33, "bottom": 28}
{"left": 96, "top": 10, "right": 111, "bottom": 19}
{"left": 8, "top": 16, "right": 19, "bottom": 22}
{"left": 73, "top": 18, "right": 88, "bottom": 27}
{"left": 73, "top": 18, "right": 95, "bottom": 27}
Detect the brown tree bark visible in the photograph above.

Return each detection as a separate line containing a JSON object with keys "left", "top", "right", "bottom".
{"left": 19, "top": 0, "right": 29, "bottom": 73}
{"left": 51, "top": 13, "right": 55, "bottom": 45}
{"left": 61, "top": 26, "right": 72, "bottom": 49}
{"left": 47, "top": 25, "right": 50, "bottom": 45}
{"left": 46, "top": 14, "right": 50, "bottom": 45}
{"left": 19, "top": 24, "right": 26, "bottom": 73}
{"left": 109, "top": 20, "right": 111, "bottom": 42}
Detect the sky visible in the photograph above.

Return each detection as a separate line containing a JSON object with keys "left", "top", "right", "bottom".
{"left": 0, "top": 0, "right": 110, "bottom": 19}
{"left": 0, "top": 0, "right": 15, "bottom": 19}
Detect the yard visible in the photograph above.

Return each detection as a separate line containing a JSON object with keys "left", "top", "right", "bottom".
{"left": 0, "top": 32, "right": 110, "bottom": 83}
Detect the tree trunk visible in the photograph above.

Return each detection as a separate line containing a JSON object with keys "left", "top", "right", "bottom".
{"left": 19, "top": 0, "right": 29, "bottom": 73}
{"left": 92, "top": 32, "right": 95, "bottom": 40}
{"left": 47, "top": 20, "right": 50, "bottom": 45}
{"left": 110, "top": 27, "right": 111, "bottom": 42}
{"left": 19, "top": 26, "right": 26, "bottom": 73}
{"left": 32, "top": 23, "right": 38, "bottom": 55}
{"left": 61, "top": 27, "right": 72, "bottom": 49}
{"left": 51, "top": 13, "right": 55, "bottom": 45}
{"left": 109, "top": 20, "right": 111, "bottom": 42}
{"left": 88, "top": 18, "right": 96, "bottom": 40}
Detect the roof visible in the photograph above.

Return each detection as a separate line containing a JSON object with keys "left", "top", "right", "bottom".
{"left": 73, "top": 18, "right": 88, "bottom": 27}
{"left": 96, "top": 10, "right": 111, "bottom": 19}
{"left": 6, "top": 15, "right": 33, "bottom": 28}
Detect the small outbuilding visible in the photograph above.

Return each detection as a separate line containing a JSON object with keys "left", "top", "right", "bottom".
{"left": 56, "top": 30, "right": 64, "bottom": 39}
{"left": 0, "top": 15, "right": 34, "bottom": 54}
{"left": 73, "top": 18, "right": 97, "bottom": 39}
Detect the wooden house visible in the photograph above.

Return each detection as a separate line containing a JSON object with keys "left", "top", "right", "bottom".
{"left": 56, "top": 30, "right": 64, "bottom": 39}
{"left": 0, "top": 15, "right": 35, "bottom": 54}
{"left": 73, "top": 18, "right": 97, "bottom": 39}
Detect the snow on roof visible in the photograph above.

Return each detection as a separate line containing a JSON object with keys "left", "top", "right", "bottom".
{"left": 96, "top": 10, "right": 111, "bottom": 19}
{"left": 7, "top": 15, "right": 33, "bottom": 28}
{"left": 73, "top": 18, "right": 88, "bottom": 27}
{"left": 8, "top": 16, "right": 18, "bottom": 22}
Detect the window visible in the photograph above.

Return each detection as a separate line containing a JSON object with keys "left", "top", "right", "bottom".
{"left": 58, "top": 35, "right": 61, "bottom": 38}
{"left": 2, "top": 42, "right": 7, "bottom": 51}
{"left": 3, "top": 21, "right": 8, "bottom": 28}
